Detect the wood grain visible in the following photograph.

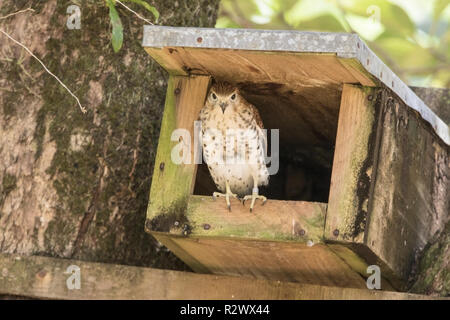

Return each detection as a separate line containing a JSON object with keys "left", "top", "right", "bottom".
{"left": 0, "top": 254, "right": 439, "bottom": 300}
{"left": 326, "top": 85, "right": 449, "bottom": 289}
{"left": 146, "top": 75, "right": 210, "bottom": 221}
{"left": 185, "top": 195, "right": 326, "bottom": 242}
{"left": 365, "top": 89, "right": 449, "bottom": 283}
{"left": 338, "top": 58, "right": 377, "bottom": 87}
{"left": 160, "top": 48, "right": 359, "bottom": 85}
{"left": 326, "top": 84, "right": 379, "bottom": 242}
{"left": 152, "top": 236, "right": 368, "bottom": 288}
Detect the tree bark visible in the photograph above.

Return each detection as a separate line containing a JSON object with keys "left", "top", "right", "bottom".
{"left": 0, "top": 0, "right": 219, "bottom": 269}
{"left": 410, "top": 220, "right": 449, "bottom": 296}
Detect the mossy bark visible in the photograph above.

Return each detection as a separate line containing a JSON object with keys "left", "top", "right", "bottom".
{"left": 0, "top": 0, "right": 219, "bottom": 269}
{"left": 410, "top": 221, "right": 449, "bottom": 296}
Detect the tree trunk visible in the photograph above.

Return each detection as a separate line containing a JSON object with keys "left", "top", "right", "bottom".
{"left": 0, "top": 0, "right": 219, "bottom": 269}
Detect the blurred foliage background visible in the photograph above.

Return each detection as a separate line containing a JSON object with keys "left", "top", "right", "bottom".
{"left": 216, "top": 0, "right": 450, "bottom": 88}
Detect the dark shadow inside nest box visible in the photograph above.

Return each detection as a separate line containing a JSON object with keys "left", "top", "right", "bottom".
{"left": 194, "top": 81, "right": 341, "bottom": 203}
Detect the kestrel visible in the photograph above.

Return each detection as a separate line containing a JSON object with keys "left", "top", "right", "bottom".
{"left": 199, "top": 81, "right": 269, "bottom": 212}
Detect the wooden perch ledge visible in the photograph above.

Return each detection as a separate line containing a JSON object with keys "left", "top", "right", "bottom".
{"left": 0, "top": 254, "right": 443, "bottom": 300}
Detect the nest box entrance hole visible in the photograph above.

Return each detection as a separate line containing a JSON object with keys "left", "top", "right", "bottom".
{"left": 193, "top": 80, "right": 341, "bottom": 203}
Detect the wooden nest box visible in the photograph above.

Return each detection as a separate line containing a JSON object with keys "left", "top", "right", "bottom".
{"left": 142, "top": 26, "right": 450, "bottom": 291}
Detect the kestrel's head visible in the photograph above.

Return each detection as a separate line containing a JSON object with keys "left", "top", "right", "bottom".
{"left": 207, "top": 81, "right": 240, "bottom": 113}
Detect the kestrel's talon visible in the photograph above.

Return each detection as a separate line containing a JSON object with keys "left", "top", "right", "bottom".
{"left": 242, "top": 193, "right": 267, "bottom": 212}
{"left": 212, "top": 187, "right": 237, "bottom": 212}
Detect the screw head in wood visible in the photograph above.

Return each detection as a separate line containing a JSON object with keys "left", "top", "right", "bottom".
{"left": 368, "top": 95, "right": 373, "bottom": 101}
{"left": 38, "top": 270, "right": 47, "bottom": 278}
{"left": 174, "top": 220, "right": 179, "bottom": 226}
{"left": 203, "top": 224, "right": 211, "bottom": 230}
{"left": 196, "top": 37, "right": 203, "bottom": 43}
{"left": 333, "top": 229, "right": 340, "bottom": 237}
{"left": 159, "top": 162, "right": 165, "bottom": 170}
{"left": 298, "top": 229, "right": 306, "bottom": 236}
{"left": 174, "top": 87, "right": 181, "bottom": 95}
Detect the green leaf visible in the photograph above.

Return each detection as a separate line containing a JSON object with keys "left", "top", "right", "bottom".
{"left": 107, "top": 0, "right": 123, "bottom": 53}
{"left": 215, "top": 16, "right": 242, "bottom": 29}
{"left": 375, "top": 35, "right": 436, "bottom": 69}
{"left": 295, "top": 14, "right": 347, "bottom": 32}
{"left": 123, "top": 0, "right": 159, "bottom": 21}
{"left": 433, "top": 0, "right": 449, "bottom": 21}
{"left": 273, "top": 0, "right": 298, "bottom": 12}
{"left": 284, "top": 0, "right": 350, "bottom": 31}
{"left": 230, "top": 0, "right": 262, "bottom": 22}
{"left": 339, "top": 0, "right": 416, "bottom": 37}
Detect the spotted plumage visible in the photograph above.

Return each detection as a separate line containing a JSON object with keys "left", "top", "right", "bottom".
{"left": 199, "top": 81, "right": 269, "bottom": 211}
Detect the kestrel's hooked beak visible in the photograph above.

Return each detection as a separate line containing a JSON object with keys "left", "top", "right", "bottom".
{"left": 219, "top": 101, "right": 228, "bottom": 113}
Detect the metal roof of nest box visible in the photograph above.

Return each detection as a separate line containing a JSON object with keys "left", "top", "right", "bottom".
{"left": 142, "top": 25, "right": 449, "bottom": 146}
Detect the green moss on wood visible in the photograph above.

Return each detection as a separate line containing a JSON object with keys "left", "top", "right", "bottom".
{"left": 185, "top": 196, "right": 326, "bottom": 242}
{"left": 147, "top": 76, "right": 192, "bottom": 221}
{"left": 0, "top": 0, "right": 219, "bottom": 271}
{"left": 411, "top": 221, "right": 450, "bottom": 296}
{"left": 328, "top": 86, "right": 378, "bottom": 241}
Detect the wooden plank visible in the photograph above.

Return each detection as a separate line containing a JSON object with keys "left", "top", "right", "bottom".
{"left": 144, "top": 47, "right": 187, "bottom": 76}
{"left": 338, "top": 58, "right": 377, "bottom": 87}
{"left": 327, "top": 243, "right": 396, "bottom": 291}
{"left": 166, "top": 48, "right": 359, "bottom": 84}
{"left": 326, "top": 85, "right": 449, "bottom": 289}
{"left": 152, "top": 232, "right": 211, "bottom": 274}
{"left": 365, "top": 89, "right": 450, "bottom": 283}
{"left": 0, "top": 254, "right": 439, "bottom": 300}
{"left": 146, "top": 75, "right": 211, "bottom": 224}
{"left": 167, "top": 236, "right": 368, "bottom": 289}
{"left": 184, "top": 195, "right": 326, "bottom": 242}
{"left": 326, "top": 84, "right": 380, "bottom": 242}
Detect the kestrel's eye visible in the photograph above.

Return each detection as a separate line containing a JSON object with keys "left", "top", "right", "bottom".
{"left": 211, "top": 92, "right": 217, "bottom": 100}
{"left": 230, "top": 93, "right": 236, "bottom": 100}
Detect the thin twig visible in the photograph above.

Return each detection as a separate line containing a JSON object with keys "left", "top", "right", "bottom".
{"left": 0, "top": 29, "right": 87, "bottom": 114}
{"left": 115, "top": 0, "right": 154, "bottom": 25}
{"left": 0, "top": 7, "right": 34, "bottom": 20}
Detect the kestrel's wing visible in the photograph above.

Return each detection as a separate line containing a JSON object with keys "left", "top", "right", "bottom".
{"left": 247, "top": 102, "right": 267, "bottom": 155}
{"left": 248, "top": 103, "right": 264, "bottom": 129}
